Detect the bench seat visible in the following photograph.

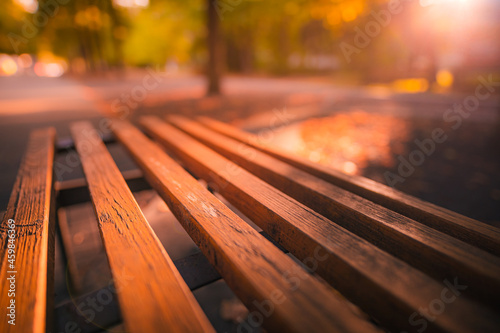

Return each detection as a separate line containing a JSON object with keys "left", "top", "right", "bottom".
{"left": 1, "top": 117, "right": 499, "bottom": 333}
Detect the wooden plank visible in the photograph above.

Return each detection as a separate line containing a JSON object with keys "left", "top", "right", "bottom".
{"left": 198, "top": 116, "right": 500, "bottom": 256}
{"left": 56, "top": 169, "right": 151, "bottom": 207}
{"left": 166, "top": 115, "right": 500, "bottom": 305}
{"left": 0, "top": 128, "right": 56, "bottom": 333}
{"left": 53, "top": 251, "right": 221, "bottom": 333}
{"left": 111, "top": 119, "right": 380, "bottom": 333}
{"left": 70, "top": 121, "right": 214, "bottom": 333}
{"left": 141, "top": 116, "right": 500, "bottom": 332}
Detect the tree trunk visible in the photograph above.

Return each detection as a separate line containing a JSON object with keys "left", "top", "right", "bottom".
{"left": 206, "top": 0, "right": 222, "bottom": 95}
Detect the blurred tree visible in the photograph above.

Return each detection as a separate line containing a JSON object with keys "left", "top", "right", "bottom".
{"left": 30, "top": 0, "right": 126, "bottom": 73}
{"left": 122, "top": 0, "right": 203, "bottom": 68}
{"left": 220, "top": 0, "right": 318, "bottom": 75}
{"left": 207, "top": 0, "right": 222, "bottom": 94}
{"left": 0, "top": 1, "right": 35, "bottom": 54}
{"left": 4, "top": 0, "right": 476, "bottom": 88}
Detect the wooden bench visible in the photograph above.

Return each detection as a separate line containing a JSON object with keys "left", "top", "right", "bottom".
{"left": 1, "top": 116, "right": 500, "bottom": 333}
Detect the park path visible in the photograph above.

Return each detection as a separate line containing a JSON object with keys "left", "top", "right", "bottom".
{"left": 1, "top": 73, "right": 499, "bottom": 221}
{"left": 0, "top": 76, "right": 103, "bottom": 209}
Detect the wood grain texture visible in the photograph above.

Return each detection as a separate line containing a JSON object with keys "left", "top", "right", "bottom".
{"left": 70, "top": 121, "right": 214, "bottom": 333}
{"left": 0, "top": 128, "right": 56, "bottom": 333}
{"left": 111, "top": 119, "right": 380, "bottom": 333}
{"left": 198, "top": 116, "right": 500, "bottom": 257}
{"left": 140, "top": 116, "right": 500, "bottom": 333}
{"left": 167, "top": 115, "right": 500, "bottom": 305}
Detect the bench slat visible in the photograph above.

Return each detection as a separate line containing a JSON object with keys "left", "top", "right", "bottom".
{"left": 70, "top": 121, "right": 214, "bottom": 333}
{"left": 198, "top": 116, "right": 500, "bottom": 256}
{"left": 140, "top": 116, "right": 500, "bottom": 333}
{"left": 0, "top": 128, "right": 56, "bottom": 333}
{"left": 111, "top": 119, "right": 379, "bottom": 333}
{"left": 167, "top": 115, "right": 500, "bottom": 305}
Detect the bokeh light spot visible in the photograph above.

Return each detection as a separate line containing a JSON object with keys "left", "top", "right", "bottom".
{"left": 1, "top": 57, "right": 18, "bottom": 76}
{"left": 436, "top": 70, "right": 454, "bottom": 88}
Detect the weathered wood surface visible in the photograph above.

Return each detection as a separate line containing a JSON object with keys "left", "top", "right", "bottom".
{"left": 53, "top": 250, "right": 222, "bottom": 333}
{"left": 70, "top": 121, "right": 214, "bottom": 333}
{"left": 198, "top": 116, "right": 500, "bottom": 257}
{"left": 111, "top": 119, "right": 380, "bottom": 333}
{"left": 141, "top": 116, "right": 500, "bottom": 332}
{"left": 56, "top": 169, "right": 150, "bottom": 207}
{"left": 0, "top": 128, "right": 56, "bottom": 333}
{"left": 167, "top": 115, "right": 500, "bottom": 305}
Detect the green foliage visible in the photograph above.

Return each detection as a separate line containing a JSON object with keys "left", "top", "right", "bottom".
{"left": 122, "top": 0, "right": 204, "bottom": 67}
{"left": 1, "top": 0, "right": 464, "bottom": 81}
{"left": 0, "top": 2, "right": 34, "bottom": 54}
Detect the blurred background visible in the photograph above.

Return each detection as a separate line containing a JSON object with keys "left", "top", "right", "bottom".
{"left": 2, "top": 0, "right": 499, "bottom": 85}
{"left": 0, "top": 0, "right": 499, "bottom": 330}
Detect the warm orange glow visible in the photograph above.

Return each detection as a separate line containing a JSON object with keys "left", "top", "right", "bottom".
{"left": 342, "top": 161, "right": 358, "bottom": 175}
{"left": 269, "top": 111, "right": 409, "bottom": 175}
{"left": 392, "top": 78, "right": 429, "bottom": 93}
{"left": 33, "top": 52, "right": 68, "bottom": 77}
{"left": 0, "top": 57, "right": 18, "bottom": 76}
{"left": 33, "top": 61, "right": 65, "bottom": 77}
{"left": 310, "top": 7, "right": 325, "bottom": 20}
{"left": 436, "top": 70, "right": 454, "bottom": 88}
{"left": 14, "top": 0, "right": 38, "bottom": 13}
{"left": 341, "top": 5, "right": 358, "bottom": 22}
{"left": 327, "top": 11, "right": 342, "bottom": 26}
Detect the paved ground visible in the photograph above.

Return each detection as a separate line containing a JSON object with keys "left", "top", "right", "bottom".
{"left": 0, "top": 76, "right": 103, "bottom": 207}
{"left": 1, "top": 73, "right": 500, "bottom": 223}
